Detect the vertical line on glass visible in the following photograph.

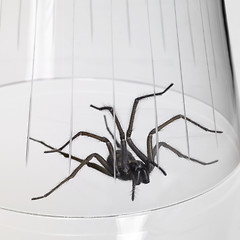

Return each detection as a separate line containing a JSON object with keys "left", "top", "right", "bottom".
{"left": 186, "top": 0, "right": 196, "bottom": 64}
{"left": 0, "top": 0, "right": 3, "bottom": 30}
{"left": 217, "top": 0, "right": 230, "bottom": 75}
{"left": 199, "top": 0, "right": 218, "bottom": 147}
{"left": 26, "top": 0, "right": 39, "bottom": 166}
{"left": 110, "top": 0, "right": 117, "bottom": 180}
{"left": 52, "top": 0, "right": 56, "bottom": 46}
{"left": 173, "top": 0, "right": 190, "bottom": 159}
{"left": 206, "top": 0, "right": 217, "bottom": 78}
{"left": 216, "top": 0, "right": 233, "bottom": 118}
{"left": 89, "top": 0, "right": 93, "bottom": 42}
{"left": 126, "top": 0, "right": 131, "bottom": 45}
{"left": 159, "top": 0, "right": 166, "bottom": 51}
{"left": 146, "top": 0, "right": 160, "bottom": 166}
{"left": 17, "top": 0, "right": 22, "bottom": 48}
{"left": 69, "top": 0, "right": 76, "bottom": 174}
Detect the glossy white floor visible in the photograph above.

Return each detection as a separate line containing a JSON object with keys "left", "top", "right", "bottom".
{"left": 0, "top": 154, "right": 240, "bottom": 239}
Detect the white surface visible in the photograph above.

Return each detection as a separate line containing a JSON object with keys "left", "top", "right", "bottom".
{"left": 0, "top": 163, "right": 240, "bottom": 239}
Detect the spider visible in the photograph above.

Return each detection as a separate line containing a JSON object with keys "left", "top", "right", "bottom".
{"left": 30, "top": 83, "right": 222, "bottom": 201}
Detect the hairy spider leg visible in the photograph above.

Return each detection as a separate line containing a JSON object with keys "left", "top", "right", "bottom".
{"left": 130, "top": 166, "right": 160, "bottom": 201}
{"left": 30, "top": 137, "right": 113, "bottom": 176}
{"left": 90, "top": 105, "right": 125, "bottom": 140}
{"left": 90, "top": 85, "right": 174, "bottom": 176}
{"left": 131, "top": 174, "right": 136, "bottom": 201}
{"left": 90, "top": 105, "right": 129, "bottom": 173}
{"left": 31, "top": 153, "right": 112, "bottom": 200}
{"left": 103, "top": 115, "right": 121, "bottom": 148}
{"left": 124, "top": 83, "right": 174, "bottom": 175}
{"left": 147, "top": 114, "right": 223, "bottom": 161}
{"left": 152, "top": 141, "right": 218, "bottom": 165}
{"left": 126, "top": 138, "right": 167, "bottom": 176}
{"left": 126, "top": 83, "right": 174, "bottom": 139}
{"left": 91, "top": 96, "right": 169, "bottom": 176}
{"left": 45, "top": 131, "right": 114, "bottom": 158}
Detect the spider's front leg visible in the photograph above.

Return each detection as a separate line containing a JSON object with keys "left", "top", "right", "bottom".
{"left": 126, "top": 83, "right": 174, "bottom": 139}
{"left": 90, "top": 104, "right": 130, "bottom": 173}
{"left": 90, "top": 105, "right": 125, "bottom": 140}
{"left": 125, "top": 84, "right": 174, "bottom": 175}
{"left": 103, "top": 115, "right": 121, "bottom": 148}
{"left": 131, "top": 175, "right": 136, "bottom": 201}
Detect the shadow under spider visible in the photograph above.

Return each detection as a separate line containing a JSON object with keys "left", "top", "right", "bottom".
{"left": 30, "top": 83, "right": 222, "bottom": 201}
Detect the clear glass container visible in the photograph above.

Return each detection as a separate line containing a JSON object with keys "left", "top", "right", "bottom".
{"left": 0, "top": 0, "right": 239, "bottom": 239}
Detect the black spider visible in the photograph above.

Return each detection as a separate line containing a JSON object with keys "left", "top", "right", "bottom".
{"left": 30, "top": 83, "right": 222, "bottom": 201}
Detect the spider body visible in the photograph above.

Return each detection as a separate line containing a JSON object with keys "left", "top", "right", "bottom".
{"left": 107, "top": 148, "right": 151, "bottom": 185}
{"left": 30, "top": 83, "right": 222, "bottom": 201}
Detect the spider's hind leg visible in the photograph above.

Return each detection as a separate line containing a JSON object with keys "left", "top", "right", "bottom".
{"left": 152, "top": 141, "right": 218, "bottom": 165}
{"left": 31, "top": 153, "right": 113, "bottom": 200}
{"left": 30, "top": 137, "right": 113, "bottom": 176}
{"left": 147, "top": 114, "right": 223, "bottom": 161}
{"left": 45, "top": 131, "right": 114, "bottom": 159}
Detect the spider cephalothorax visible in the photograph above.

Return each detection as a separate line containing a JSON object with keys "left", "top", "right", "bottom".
{"left": 30, "top": 83, "right": 222, "bottom": 201}
{"left": 129, "top": 161, "right": 150, "bottom": 185}
{"left": 108, "top": 149, "right": 151, "bottom": 184}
